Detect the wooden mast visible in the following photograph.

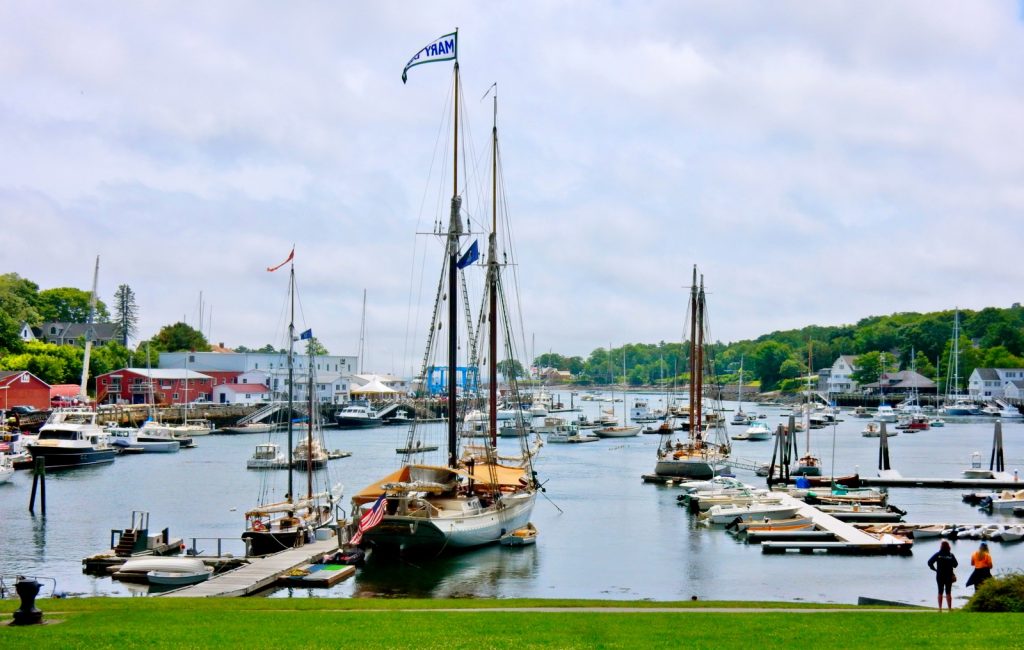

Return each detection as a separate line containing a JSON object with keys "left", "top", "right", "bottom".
{"left": 447, "top": 61, "right": 461, "bottom": 468}
{"left": 687, "top": 265, "right": 698, "bottom": 442}
{"left": 287, "top": 262, "right": 295, "bottom": 502}
{"left": 488, "top": 86, "right": 499, "bottom": 448}
{"left": 695, "top": 274, "right": 705, "bottom": 443}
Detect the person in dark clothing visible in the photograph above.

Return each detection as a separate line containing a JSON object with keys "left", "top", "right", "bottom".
{"left": 927, "top": 540, "right": 958, "bottom": 611}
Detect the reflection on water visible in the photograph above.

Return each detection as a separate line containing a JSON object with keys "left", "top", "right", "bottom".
{"left": 2, "top": 395, "right": 1024, "bottom": 605}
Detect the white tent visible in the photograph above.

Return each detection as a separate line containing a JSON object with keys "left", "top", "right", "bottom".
{"left": 350, "top": 377, "right": 397, "bottom": 395}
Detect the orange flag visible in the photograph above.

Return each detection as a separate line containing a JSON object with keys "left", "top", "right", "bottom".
{"left": 267, "top": 247, "right": 295, "bottom": 272}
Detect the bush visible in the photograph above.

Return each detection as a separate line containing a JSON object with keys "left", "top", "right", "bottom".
{"left": 964, "top": 572, "right": 1024, "bottom": 612}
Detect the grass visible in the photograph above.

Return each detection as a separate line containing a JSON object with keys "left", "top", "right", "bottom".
{"left": 2, "top": 598, "right": 1022, "bottom": 649}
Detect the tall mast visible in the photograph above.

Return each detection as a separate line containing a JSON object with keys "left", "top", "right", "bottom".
{"left": 695, "top": 274, "right": 705, "bottom": 438}
{"left": 307, "top": 356, "right": 314, "bottom": 499}
{"left": 488, "top": 86, "right": 498, "bottom": 447}
{"left": 446, "top": 61, "right": 462, "bottom": 468}
{"left": 358, "top": 289, "right": 367, "bottom": 374}
{"left": 287, "top": 263, "right": 295, "bottom": 502}
{"left": 687, "top": 265, "right": 697, "bottom": 440}
{"left": 79, "top": 255, "right": 100, "bottom": 402}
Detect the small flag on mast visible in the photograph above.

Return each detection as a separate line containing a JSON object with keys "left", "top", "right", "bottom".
{"left": 402, "top": 31, "right": 458, "bottom": 83}
{"left": 456, "top": 239, "right": 480, "bottom": 269}
{"left": 350, "top": 494, "right": 387, "bottom": 546}
{"left": 299, "top": 329, "right": 313, "bottom": 340}
{"left": 267, "top": 247, "right": 295, "bottom": 272}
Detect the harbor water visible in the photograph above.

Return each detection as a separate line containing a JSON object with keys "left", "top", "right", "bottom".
{"left": 2, "top": 393, "right": 1023, "bottom": 605}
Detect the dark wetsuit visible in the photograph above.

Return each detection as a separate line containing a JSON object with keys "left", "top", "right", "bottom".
{"left": 928, "top": 550, "right": 958, "bottom": 595}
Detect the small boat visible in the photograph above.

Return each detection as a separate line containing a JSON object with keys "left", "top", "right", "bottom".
{"left": 852, "top": 406, "right": 871, "bottom": 419}
{"left": 929, "top": 417, "right": 946, "bottom": 428}
{"left": 702, "top": 502, "right": 801, "bottom": 525}
{"left": 593, "top": 424, "right": 641, "bottom": 438}
{"left": 247, "top": 443, "right": 289, "bottom": 470}
{"left": 730, "top": 516, "right": 814, "bottom": 533}
{"left": 114, "top": 556, "right": 209, "bottom": 582}
{"left": 861, "top": 422, "right": 881, "bottom": 437}
{"left": 0, "top": 454, "right": 14, "bottom": 484}
{"left": 396, "top": 441, "right": 440, "bottom": 454}
{"left": 980, "top": 489, "right": 1024, "bottom": 511}
{"left": 220, "top": 422, "right": 276, "bottom": 435}
{"left": 293, "top": 434, "right": 329, "bottom": 470}
{"left": 500, "top": 523, "right": 537, "bottom": 546}
{"left": 147, "top": 566, "right": 214, "bottom": 586}
{"left": 875, "top": 405, "right": 897, "bottom": 423}
{"left": 107, "top": 425, "right": 181, "bottom": 453}
{"left": 743, "top": 421, "right": 772, "bottom": 441}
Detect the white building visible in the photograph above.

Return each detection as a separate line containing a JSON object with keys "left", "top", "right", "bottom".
{"left": 350, "top": 373, "right": 410, "bottom": 395}
{"left": 160, "top": 351, "right": 356, "bottom": 404}
{"left": 826, "top": 355, "right": 859, "bottom": 394}
{"left": 968, "top": 368, "right": 1024, "bottom": 400}
{"left": 213, "top": 382, "right": 270, "bottom": 405}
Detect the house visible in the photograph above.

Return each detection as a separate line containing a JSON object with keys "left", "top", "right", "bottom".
{"left": 213, "top": 382, "right": 270, "bottom": 405}
{"left": 826, "top": 355, "right": 858, "bottom": 393}
{"left": 95, "top": 368, "right": 215, "bottom": 405}
{"left": 36, "top": 322, "right": 117, "bottom": 347}
{"left": 1004, "top": 380, "right": 1024, "bottom": 400}
{"left": 860, "top": 370, "right": 937, "bottom": 396}
{"left": 968, "top": 368, "right": 1024, "bottom": 400}
{"left": 18, "top": 322, "right": 35, "bottom": 342}
{"left": 538, "top": 367, "right": 573, "bottom": 383}
{"left": 0, "top": 371, "right": 51, "bottom": 411}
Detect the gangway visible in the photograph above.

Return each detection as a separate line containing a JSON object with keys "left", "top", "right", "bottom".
{"left": 237, "top": 402, "right": 285, "bottom": 425}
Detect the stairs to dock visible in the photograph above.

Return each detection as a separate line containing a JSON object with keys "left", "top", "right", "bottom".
{"left": 114, "top": 530, "right": 138, "bottom": 557}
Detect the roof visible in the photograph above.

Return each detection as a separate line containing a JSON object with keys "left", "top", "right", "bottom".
{"left": 50, "top": 384, "right": 81, "bottom": 398}
{"left": 1010, "top": 380, "right": 1024, "bottom": 389}
{"left": 38, "top": 322, "right": 117, "bottom": 340}
{"left": 975, "top": 368, "right": 1000, "bottom": 381}
{"left": 351, "top": 378, "right": 397, "bottom": 394}
{"left": 218, "top": 383, "right": 269, "bottom": 394}
{"left": 114, "top": 368, "right": 214, "bottom": 380}
{"left": 862, "top": 370, "right": 936, "bottom": 390}
{"left": 0, "top": 370, "right": 46, "bottom": 387}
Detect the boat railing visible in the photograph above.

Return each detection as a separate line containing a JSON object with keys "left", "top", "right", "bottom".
{"left": 0, "top": 575, "right": 58, "bottom": 600}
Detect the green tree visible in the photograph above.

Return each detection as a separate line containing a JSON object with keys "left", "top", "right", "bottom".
{"left": 112, "top": 284, "right": 139, "bottom": 347}
{"left": 851, "top": 351, "right": 884, "bottom": 386}
{"left": 37, "top": 287, "right": 110, "bottom": 323}
{"left": 305, "top": 337, "right": 329, "bottom": 356}
{"left": 497, "top": 359, "right": 526, "bottom": 380}
{"left": 91, "top": 342, "right": 133, "bottom": 377}
{"left": 779, "top": 358, "right": 804, "bottom": 382}
{"left": 980, "top": 346, "right": 1024, "bottom": 369}
{"left": 150, "top": 322, "right": 210, "bottom": 353}
{"left": 752, "top": 341, "right": 792, "bottom": 390}
{"left": 0, "top": 340, "right": 84, "bottom": 384}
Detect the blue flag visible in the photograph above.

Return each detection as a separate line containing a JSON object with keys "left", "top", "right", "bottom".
{"left": 456, "top": 240, "right": 480, "bottom": 269}
{"left": 300, "top": 329, "right": 313, "bottom": 340}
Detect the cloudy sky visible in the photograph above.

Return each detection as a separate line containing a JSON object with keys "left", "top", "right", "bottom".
{"left": 2, "top": 2, "right": 1023, "bottom": 375}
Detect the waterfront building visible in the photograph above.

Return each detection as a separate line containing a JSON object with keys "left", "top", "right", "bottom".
{"left": 826, "top": 355, "right": 859, "bottom": 393}
{"left": 968, "top": 367, "right": 1024, "bottom": 400}
{"left": 35, "top": 321, "right": 116, "bottom": 347}
{"left": 860, "top": 370, "right": 936, "bottom": 396}
{"left": 0, "top": 370, "right": 51, "bottom": 410}
{"left": 95, "top": 368, "right": 214, "bottom": 405}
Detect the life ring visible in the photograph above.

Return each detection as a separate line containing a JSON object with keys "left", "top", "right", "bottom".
{"left": 252, "top": 520, "right": 266, "bottom": 532}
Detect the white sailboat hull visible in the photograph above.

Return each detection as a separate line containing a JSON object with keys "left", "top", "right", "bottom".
{"left": 362, "top": 491, "right": 536, "bottom": 553}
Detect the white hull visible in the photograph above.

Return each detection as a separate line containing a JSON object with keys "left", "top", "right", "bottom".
{"left": 593, "top": 425, "right": 641, "bottom": 438}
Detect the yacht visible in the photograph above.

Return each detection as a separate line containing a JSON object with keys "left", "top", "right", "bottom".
{"left": 27, "top": 407, "right": 116, "bottom": 469}
{"left": 335, "top": 403, "right": 383, "bottom": 428}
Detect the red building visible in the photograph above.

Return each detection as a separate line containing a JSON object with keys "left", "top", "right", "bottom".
{"left": 95, "top": 368, "right": 215, "bottom": 405}
{"left": 0, "top": 371, "right": 51, "bottom": 411}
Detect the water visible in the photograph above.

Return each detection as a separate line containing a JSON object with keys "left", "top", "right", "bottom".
{"left": 3, "top": 393, "right": 1023, "bottom": 605}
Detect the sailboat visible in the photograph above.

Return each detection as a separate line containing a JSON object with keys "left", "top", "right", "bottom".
{"left": 941, "top": 309, "right": 979, "bottom": 416}
{"left": 350, "top": 39, "right": 538, "bottom": 555}
{"left": 731, "top": 356, "right": 749, "bottom": 425}
{"left": 595, "top": 349, "right": 641, "bottom": 437}
{"left": 652, "top": 266, "right": 731, "bottom": 480}
{"left": 241, "top": 254, "right": 341, "bottom": 557}
{"left": 792, "top": 343, "right": 822, "bottom": 476}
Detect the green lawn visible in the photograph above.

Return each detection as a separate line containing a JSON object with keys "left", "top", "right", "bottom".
{"left": 1, "top": 598, "right": 1020, "bottom": 649}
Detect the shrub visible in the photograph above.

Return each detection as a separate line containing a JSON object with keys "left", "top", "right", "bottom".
{"left": 964, "top": 571, "right": 1024, "bottom": 612}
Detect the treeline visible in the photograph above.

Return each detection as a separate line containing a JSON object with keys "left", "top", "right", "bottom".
{"left": 535, "top": 306, "right": 1024, "bottom": 392}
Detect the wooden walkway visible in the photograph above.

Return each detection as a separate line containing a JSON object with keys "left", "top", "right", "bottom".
{"left": 163, "top": 537, "right": 341, "bottom": 598}
{"left": 760, "top": 495, "right": 910, "bottom": 554}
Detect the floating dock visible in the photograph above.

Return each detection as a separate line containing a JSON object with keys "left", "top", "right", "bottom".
{"left": 860, "top": 476, "right": 1024, "bottom": 489}
{"left": 162, "top": 537, "right": 342, "bottom": 597}
{"left": 759, "top": 495, "right": 912, "bottom": 555}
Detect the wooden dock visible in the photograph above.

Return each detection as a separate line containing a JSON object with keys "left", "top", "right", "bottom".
{"left": 860, "top": 476, "right": 1023, "bottom": 489}
{"left": 163, "top": 537, "right": 341, "bottom": 598}
{"left": 760, "top": 495, "right": 912, "bottom": 555}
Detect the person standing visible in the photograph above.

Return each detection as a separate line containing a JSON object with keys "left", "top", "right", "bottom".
{"left": 927, "top": 540, "right": 958, "bottom": 611}
{"left": 966, "top": 542, "right": 994, "bottom": 592}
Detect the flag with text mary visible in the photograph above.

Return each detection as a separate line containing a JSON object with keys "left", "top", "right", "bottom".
{"left": 402, "top": 31, "right": 457, "bottom": 83}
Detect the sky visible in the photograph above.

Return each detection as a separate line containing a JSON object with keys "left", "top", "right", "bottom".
{"left": 2, "top": 2, "right": 1023, "bottom": 377}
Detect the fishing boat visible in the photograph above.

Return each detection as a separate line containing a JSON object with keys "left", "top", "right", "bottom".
{"left": 241, "top": 254, "right": 341, "bottom": 557}
{"left": 350, "top": 40, "right": 537, "bottom": 556}
{"left": 246, "top": 442, "right": 289, "bottom": 470}
{"left": 652, "top": 267, "right": 731, "bottom": 480}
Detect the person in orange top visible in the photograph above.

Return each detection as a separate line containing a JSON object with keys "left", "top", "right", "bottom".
{"left": 965, "top": 542, "right": 993, "bottom": 592}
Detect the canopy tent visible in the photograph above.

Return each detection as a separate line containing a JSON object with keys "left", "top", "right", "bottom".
{"left": 350, "top": 377, "right": 397, "bottom": 395}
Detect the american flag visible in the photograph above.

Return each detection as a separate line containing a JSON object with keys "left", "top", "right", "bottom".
{"left": 350, "top": 495, "right": 387, "bottom": 546}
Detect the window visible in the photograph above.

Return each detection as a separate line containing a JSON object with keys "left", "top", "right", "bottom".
{"left": 20, "top": 373, "right": 29, "bottom": 383}
{"left": 173, "top": 393, "right": 179, "bottom": 400}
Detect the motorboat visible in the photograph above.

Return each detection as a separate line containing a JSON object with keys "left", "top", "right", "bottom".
{"left": 630, "top": 399, "right": 659, "bottom": 423}
{"left": 701, "top": 502, "right": 802, "bottom": 525}
{"left": 742, "top": 421, "right": 772, "bottom": 441}
{"left": 875, "top": 405, "right": 897, "bottom": 423}
{"left": 247, "top": 442, "right": 289, "bottom": 470}
{"left": 335, "top": 403, "right": 383, "bottom": 428}
{"left": 852, "top": 406, "right": 871, "bottom": 419}
{"left": 979, "top": 489, "right": 1024, "bottom": 511}
{"left": 106, "top": 425, "right": 180, "bottom": 453}
{"left": 861, "top": 422, "right": 881, "bottom": 437}
{"left": 27, "top": 407, "right": 116, "bottom": 469}
{"left": 138, "top": 420, "right": 195, "bottom": 447}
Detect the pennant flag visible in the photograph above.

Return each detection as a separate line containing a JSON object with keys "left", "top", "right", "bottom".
{"left": 402, "top": 31, "right": 458, "bottom": 83}
{"left": 456, "top": 239, "right": 480, "bottom": 269}
{"left": 267, "top": 247, "right": 295, "bottom": 272}
{"left": 350, "top": 495, "right": 387, "bottom": 546}
{"left": 299, "top": 329, "right": 313, "bottom": 340}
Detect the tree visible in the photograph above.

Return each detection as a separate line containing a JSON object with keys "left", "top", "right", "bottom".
{"left": 305, "top": 337, "right": 329, "bottom": 356}
{"left": 497, "top": 359, "right": 526, "bottom": 380}
{"left": 752, "top": 341, "right": 793, "bottom": 390}
{"left": 37, "top": 287, "right": 109, "bottom": 323}
{"left": 112, "top": 284, "right": 139, "bottom": 347}
{"left": 851, "top": 351, "right": 884, "bottom": 387}
{"left": 150, "top": 322, "right": 210, "bottom": 352}
{"left": 0, "top": 340, "right": 83, "bottom": 384}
